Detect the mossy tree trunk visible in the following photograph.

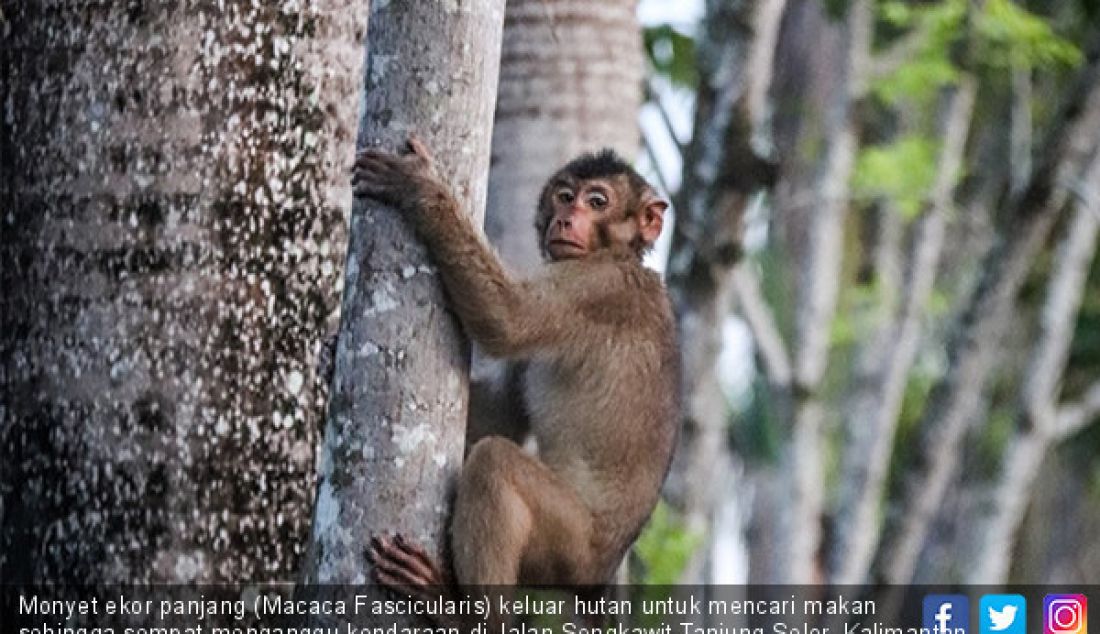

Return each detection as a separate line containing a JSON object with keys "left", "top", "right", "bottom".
{"left": 0, "top": 1, "right": 366, "bottom": 582}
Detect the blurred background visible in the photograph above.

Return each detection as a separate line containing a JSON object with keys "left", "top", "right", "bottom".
{"left": 2, "top": 0, "right": 1098, "bottom": 586}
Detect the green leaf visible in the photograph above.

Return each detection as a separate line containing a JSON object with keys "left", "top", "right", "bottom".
{"left": 873, "top": 56, "right": 960, "bottom": 105}
{"left": 879, "top": 0, "right": 914, "bottom": 27}
{"left": 852, "top": 136, "right": 941, "bottom": 219}
{"left": 631, "top": 502, "right": 703, "bottom": 584}
{"left": 644, "top": 25, "right": 698, "bottom": 89}
{"left": 975, "top": 0, "right": 1082, "bottom": 69}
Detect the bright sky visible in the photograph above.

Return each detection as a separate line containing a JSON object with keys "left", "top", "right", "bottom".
{"left": 637, "top": 0, "right": 704, "bottom": 30}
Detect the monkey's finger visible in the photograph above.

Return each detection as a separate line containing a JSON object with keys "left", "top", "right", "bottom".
{"left": 391, "top": 533, "right": 440, "bottom": 579}
{"left": 372, "top": 567, "right": 419, "bottom": 596}
{"left": 380, "top": 534, "right": 439, "bottom": 582}
{"left": 352, "top": 180, "right": 388, "bottom": 200}
{"left": 406, "top": 136, "right": 434, "bottom": 162}
{"left": 394, "top": 533, "right": 441, "bottom": 578}
{"left": 353, "top": 154, "right": 398, "bottom": 175}
{"left": 372, "top": 553, "right": 437, "bottom": 590}
{"left": 406, "top": 137, "right": 437, "bottom": 174}
{"left": 351, "top": 173, "right": 400, "bottom": 200}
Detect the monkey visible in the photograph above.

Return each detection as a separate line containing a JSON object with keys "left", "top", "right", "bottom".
{"left": 351, "top": 138, "right": 680, "bottom": 596}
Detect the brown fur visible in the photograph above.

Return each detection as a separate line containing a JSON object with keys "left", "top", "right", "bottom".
{"left": 354, "top": 140, "right": 680, "bottom": 592}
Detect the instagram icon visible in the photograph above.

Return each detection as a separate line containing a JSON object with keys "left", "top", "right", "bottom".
{"left": 1045, "top": 595, "right": 1088, "bottom": 634}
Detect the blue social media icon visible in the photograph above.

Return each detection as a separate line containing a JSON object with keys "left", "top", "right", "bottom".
{"left": 925, "top": 595, "right": 971, "bottom": 634}
{"left": 981, "top": 595, "right": 1027, "bottom": 634}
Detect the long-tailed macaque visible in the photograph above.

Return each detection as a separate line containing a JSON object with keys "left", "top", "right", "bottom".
{"left": 352, "top": 138, "right": 680, "bottom": 593}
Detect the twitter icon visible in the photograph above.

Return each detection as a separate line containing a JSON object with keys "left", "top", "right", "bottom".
{"left": 982, "top": 595, "right": 1027, "bottom": 634}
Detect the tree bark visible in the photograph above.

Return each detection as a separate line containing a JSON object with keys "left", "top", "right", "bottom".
{"left": 486, "top": 0, "right": 643, "bottom": 275}
{"left": 0, "top": 1, "right": 365, "bottom": 583}
{"left": 300, "top": 1, "right": 505, "bottom": 585}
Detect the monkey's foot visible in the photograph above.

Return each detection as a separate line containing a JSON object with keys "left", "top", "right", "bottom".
{"left": 368, "top": 533, "right": 447, "bottom": 600}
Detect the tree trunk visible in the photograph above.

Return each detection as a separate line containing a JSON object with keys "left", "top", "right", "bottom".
{"left": 750, "top": 0, "right": 870, "bottom": 583}
{"left": 486, "top": 0, "right": 643, "bottom": 275}
{"left": 963, "top": 154, "right": 1100, "bottom": 584}
{"left": 300, "top": 1, "right": 505, "bottom": 585}
{"left": 664, "top": 0, "right": 786, "bottom": 583}
{"left": 0, "top": 1, "right": 365, "bottom": 583}
{"left": 828, "top": 78, "right": 977, "bottom": 586}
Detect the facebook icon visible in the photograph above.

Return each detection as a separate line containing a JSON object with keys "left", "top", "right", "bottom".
{"left": 924, "top": 595, "right": 971, "bottom": 634}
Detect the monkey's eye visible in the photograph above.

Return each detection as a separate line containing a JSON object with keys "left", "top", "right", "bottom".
{"left": 587, "top": 192, "right": 609, "bottom": 210}
{"left": 556, "top": 189, "right": 575, "bottom": 205}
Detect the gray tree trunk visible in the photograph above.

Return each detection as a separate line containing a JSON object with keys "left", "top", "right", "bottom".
{"left": 829, "top": 79, "right": 977, "bottom": 586}
{"left": 751, "top": 0, "right": 870, "bottom": 583}
{"left": 486, "top": 0, "right": 643, "bottom": 275}
{"left": 664, "top": 0, "right": 785, "bottom": 583}
{"left": 963, "top": 154, "right": 1100, "bottom": 584}
{"left": 0, "top": 1, "right": 365, "bottom": 582}
{"left": 300, "top": 1, "right": 505, "bottom": 584}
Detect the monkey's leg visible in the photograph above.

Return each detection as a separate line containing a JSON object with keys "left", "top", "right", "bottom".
{"left": 452, "top": 436, "right": 596, "bottom": 586}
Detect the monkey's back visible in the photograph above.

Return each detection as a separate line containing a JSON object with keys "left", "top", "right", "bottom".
{"left": 522, "top": 258, "right": 680, "bottom": 577}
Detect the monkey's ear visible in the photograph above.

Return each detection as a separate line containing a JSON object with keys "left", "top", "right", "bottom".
{"left": 638, "top": 196, "right": 668, "bottom": 246}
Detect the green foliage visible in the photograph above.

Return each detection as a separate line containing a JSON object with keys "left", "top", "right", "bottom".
{"left": 872, "top": 0, "right": 1080, "bottom": 106}
{"left": 885, "top": 362, "right": 940, "bottom": 495}
{"left": 853, "top": 136, "right": 941, "bottom": 219}
{"left": 874, "top": 56, "right": 961, "bottom": 106}
{"left": 831, "top": 279, "right": 888, "bottom": 347}
{"left": 971, "top": 407, "right": 1016, "bottom": 480}
{"left": 927, "top": 288, "right": 952, "bottom": 317}
{"left": 975, "top": 0, "right": 1082, "bottom": 69}
{"left": 644, "top": 25, "right": 698, "bottom": 89}
{"left": 872, "top": 0, "right": 965, "bottom": 106}
{"left": 631, "top": 501, "right": 703, "bottom": 584}
{"left": 734, "top": 377, "right": 784, "bottom": 463}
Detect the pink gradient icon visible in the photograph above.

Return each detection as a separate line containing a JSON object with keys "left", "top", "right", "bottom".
{"left": 1045, "top": 595, "right": 1087, "bottom": 634}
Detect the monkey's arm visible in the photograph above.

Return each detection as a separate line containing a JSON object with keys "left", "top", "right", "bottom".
{"left": 408, "top": 186, "right": 591, "bottom": 357}
{"left": 353, "top": 144, "right": 607, "bottom": 358}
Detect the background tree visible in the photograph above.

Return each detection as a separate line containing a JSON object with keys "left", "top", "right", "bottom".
{"left": 486, "top": 0, "right": 644, "bottom": 275}
{"left": 300, "top": 1, "right": 505, "bottom": 584}
{"left": 644, "top": 0, "right": 1100, "bottom": 584}
{"left": 0, "top": 0, "right": 366, "bottom": 582}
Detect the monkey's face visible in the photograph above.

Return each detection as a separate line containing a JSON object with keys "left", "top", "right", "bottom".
{"left": 540, "top": 177, "right": 618, "bottom": 261}
{"left": 537, "top": 176, "right": 667, "bottom": 262}
{"left": 535, "top": 153, "right": 669, "bottom": 262}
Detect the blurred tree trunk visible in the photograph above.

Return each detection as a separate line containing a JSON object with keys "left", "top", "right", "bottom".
{"left": 485, "top": 0, "right": 643, "bottom": 275}
{"left": 300, "top": 1, "right": 505, "bottom": 584}
{"left": 752, "top": 0, "right": 870, "bottom": 583}
{"left": 828, "top": 78, "right": 977, "bottom": 585}
{"left": 962, "top": 153, "right": 1100, "bottom": 583}
{"left": 664, "top": 0, "right": 785, "bottom": 582}
{"left": 0, "top": 1, "right": 365, "bottom": 582}
{"left": 872, "top": 47, "right": 1100, "bottom": 586}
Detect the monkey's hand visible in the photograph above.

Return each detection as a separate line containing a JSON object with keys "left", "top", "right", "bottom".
{"left": 352, "top": 137, "right": 447, "bottom": 213}
{"left": 368, "top": 533, "right": 449, "bottom": 597}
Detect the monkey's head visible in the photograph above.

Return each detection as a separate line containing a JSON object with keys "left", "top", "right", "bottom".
{"left": 535, "top": 150, "right": 668, "bottom": 262}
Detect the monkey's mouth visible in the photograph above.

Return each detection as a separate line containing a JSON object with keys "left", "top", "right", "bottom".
{"left": 547, "top": 239, "right": 586, "bottom": 258}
